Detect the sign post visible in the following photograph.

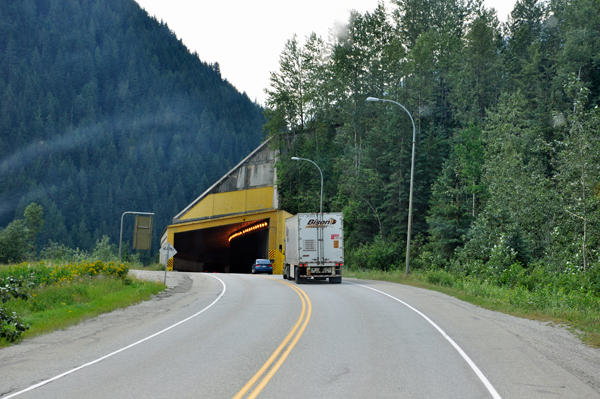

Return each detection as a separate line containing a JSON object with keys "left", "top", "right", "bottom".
{"left": 159, "top": 243, "right": 177, "bottom": 284}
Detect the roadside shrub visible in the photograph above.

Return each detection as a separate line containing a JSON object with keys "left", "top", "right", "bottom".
{"left": 512, "top": 263, "right": 549, "bottom": 291}
{"left": 498, "top": 262, "right": 526, "bottom": 287}
{"left": 40, "top": 241, "right": 88, "bottom": 264}
{"left": 415, "top": 255, "right": 600, "bottom": 318}
{"left": 0, "top": 307, "right": 29, "bottom": 341}
{"left": 583, "top": 263, "right": 600, "bottom": 296}
{"left": 446, "top": 257, "right": 486, "bottom": 278}
{"left": 414, "top": 250, "right": 447, "bottom": 270}
{"left": 486, "top": 233, "right": 518, "bottom": 276}
{"left": 424, "top": 269, "right": 455, "bottom": 287}
{"left": 347, "top": 235, "right": 401, "bottom": 271}
{"left": 91, "top": 236, "right": 118, "bottom": 262}
{"left": 40, "top": 236, "right": 130, "bottom": 265}
{"left": 0, "top": 277, "right": 31, "bottom": 341}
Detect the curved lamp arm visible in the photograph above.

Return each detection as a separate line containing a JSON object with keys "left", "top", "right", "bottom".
{"left": 291, "top": 157, "right": 323, "bottom": 216}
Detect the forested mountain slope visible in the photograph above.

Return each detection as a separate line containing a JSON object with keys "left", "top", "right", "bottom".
{"left": 265, "top": 0, "right": 600, "bottom": 273}
{"left": 0, "top": 0, "right": 265, "bottom": 255}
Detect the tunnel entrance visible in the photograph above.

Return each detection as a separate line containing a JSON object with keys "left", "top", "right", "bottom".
{"left": 172, "top": 219, "right": 269, "bottom": 273}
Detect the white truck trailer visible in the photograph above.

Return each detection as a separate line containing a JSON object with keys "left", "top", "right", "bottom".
{"left": 283, "top": 213, "right": 343, "bottom": 284}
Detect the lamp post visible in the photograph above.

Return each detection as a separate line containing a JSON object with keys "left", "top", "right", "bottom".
{"left": 366, "top": 97, "right": 416, "bottom": 275}
{"left": 291, "top": 157, "right": 323, "bottom": 216}
{"left": 291, "top": 157, "right": 324, "bottom": 265}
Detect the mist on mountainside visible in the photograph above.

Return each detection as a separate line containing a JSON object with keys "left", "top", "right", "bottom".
{"left": 0, "top": 0, "right": 265, "bottom": 257}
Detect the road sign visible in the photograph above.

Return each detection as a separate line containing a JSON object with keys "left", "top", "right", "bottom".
{"left": 160, "top": 243, "right": 177, "bottom": 259}
{"left": 133, "top": 215, "right": 153, "bottom": 250}
{"left": 161, "top": 243, "right": 177, "bottom": 284}
{"left": 119, "top": 211, "right": 154, "bottom": 261}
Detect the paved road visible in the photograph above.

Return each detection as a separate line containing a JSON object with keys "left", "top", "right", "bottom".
{"left": 1, "top": 272, "right": 599, "bottom": 398}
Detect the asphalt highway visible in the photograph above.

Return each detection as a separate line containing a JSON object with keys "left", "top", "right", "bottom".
{"left": 1, "top": 272, "right": 599, "bottom": 398}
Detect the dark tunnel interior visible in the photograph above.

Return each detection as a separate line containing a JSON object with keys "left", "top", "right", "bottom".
{"left": 172, "top": 219, "right": 269, "bottom": 273}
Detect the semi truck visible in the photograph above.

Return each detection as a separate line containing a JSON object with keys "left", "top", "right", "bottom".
{"left": 283, "top": 213, "right": 343, "bottom": 284}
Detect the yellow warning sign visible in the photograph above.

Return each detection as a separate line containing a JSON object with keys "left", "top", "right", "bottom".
{"left": 333, "top": 240, "right": 339, "bottom": 249}
{"left": 167, "top": 258, "right": 173, "bottom": 271}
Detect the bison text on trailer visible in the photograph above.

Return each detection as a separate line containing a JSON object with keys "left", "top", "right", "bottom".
{"left": 283, "top": 213, "right": 343, "bottom": 284}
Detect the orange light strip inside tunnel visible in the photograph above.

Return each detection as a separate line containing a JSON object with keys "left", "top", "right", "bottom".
{"left": 228, "top": 221, "right": 269, "bottom": 242}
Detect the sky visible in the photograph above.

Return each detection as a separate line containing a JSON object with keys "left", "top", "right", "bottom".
{"left": 134, "top": 0, "right": 517, "bottom": 106}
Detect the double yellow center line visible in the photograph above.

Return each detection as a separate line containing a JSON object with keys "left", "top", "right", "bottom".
{"left": 233, "top": 279, "right": 312, "bottom": 399}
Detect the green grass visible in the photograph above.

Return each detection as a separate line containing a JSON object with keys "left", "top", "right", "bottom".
{"left": 1, "top": 276, "right": 165, "bottom": 346}
{"left": 344, "top": 268, "right": 600, "bottom": 348}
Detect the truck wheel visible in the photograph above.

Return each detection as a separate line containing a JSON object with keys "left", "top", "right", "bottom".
{"left": 295, "top": 267, "right": 302, "bottom": 284}
{"left": 329, "top": 277, "right": 342, "bottom": 284}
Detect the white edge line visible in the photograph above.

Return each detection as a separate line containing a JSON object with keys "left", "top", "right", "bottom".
{"left": 349, "top": 281, "right": 502, "bottom": 399}
{"left": 3, "top": 274, "right": 227, "bottom": 399}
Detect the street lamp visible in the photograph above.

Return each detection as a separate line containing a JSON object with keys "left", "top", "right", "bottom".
{"left": 291, "top": 156, "right": 324, "bottom": 265}
{"left": 291, "top": 157, "right": 323, "bottom": 216}
{"left": 366, "top": 96, "right": 416, "bottom": 275}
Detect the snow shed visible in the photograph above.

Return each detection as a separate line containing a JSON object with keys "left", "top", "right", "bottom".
{"left": 161, "top": 139, "right": 291, "bottom": 274}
